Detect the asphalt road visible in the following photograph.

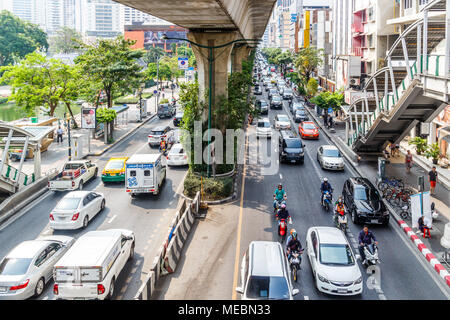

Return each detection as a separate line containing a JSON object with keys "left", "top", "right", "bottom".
{"left": 0, "top": 113, "right": 188, "bottom": 300}
{"left": 232, "top": 79, "right": 450, "bottom": 300}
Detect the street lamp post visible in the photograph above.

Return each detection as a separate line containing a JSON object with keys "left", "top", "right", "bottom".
{"left": 161, "top": 34, "right": 260, "bottom": 178}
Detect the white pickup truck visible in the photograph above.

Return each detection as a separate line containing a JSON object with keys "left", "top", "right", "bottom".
{"left": 48, "top": 160, "right": 98, "bottom": 191}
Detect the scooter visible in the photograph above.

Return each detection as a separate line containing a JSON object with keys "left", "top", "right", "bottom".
{"left": 334, "top": 210, "right": 348, "bottom": 234}
{"left": 273, "top": 199, "right": 286, "bottom": 215}
{"left": 321, "top": 191, "right": 332, "bottom": 212}
{"left": 277, "top": 217, "right": 288, "bottom": 243}
{"left": 363, "top": 244, "right": 379, "bottom": 267}
{"left": 289, "top": 249, "right": 303, "bottom": 282}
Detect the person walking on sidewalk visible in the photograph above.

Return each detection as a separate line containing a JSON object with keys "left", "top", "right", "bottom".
{"left": 405, "top": 150, "right": 413, "bottom": 173}
{"left": 56, "top": 126, "right": 64, "bottom": 143}
{"left": 428, "top": 166, "right": 438, "bottom": 195}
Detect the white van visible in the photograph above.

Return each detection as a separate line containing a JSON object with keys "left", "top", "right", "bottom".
{"left": 125, "top": 153, "right": 166, "bottom": 196}
{"left": 53, "top": 229, "right": 135, "bottom": 300}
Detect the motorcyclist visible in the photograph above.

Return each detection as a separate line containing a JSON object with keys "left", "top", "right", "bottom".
{"left": 159, "top": 136, "right": 167, "bottom": 153}
{"left": 273, "top": 183, "right": 287, "bottom": 210}
{"left": 358, "top": 225, "right": 379, "bottom": 265}
{"left": 320, "top": 178, "right": 333, "bottom": 206}
{"left": 285, "top": 228, "right": 296, "bottom": 247}
{"left": 334, "top": 196, "right": 345, "bottom": 225}
{"left": 286, "top": 231, "right": 303, "bottom": 261}
{"left": 276, "top": 203, "right": 290, "bottom": 221}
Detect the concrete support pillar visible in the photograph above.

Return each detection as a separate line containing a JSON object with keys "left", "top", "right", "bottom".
{"left": 187, "top": 31, "right": 238, "bottom": 109}
{"left": 232, "top": 45, "right": 252, "bottom": 74}
{"left": 428, "top": 122, "right": 437, "bottom": 145}
{"left": 34, "top": 144, "right": 41, "bottom": 180}
{"left": 0, "top": 129, "right": 13, "bottom": 176}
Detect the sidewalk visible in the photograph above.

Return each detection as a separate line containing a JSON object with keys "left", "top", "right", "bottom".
{"left": 299, "top": 93, "right": 450, "bottom": 271}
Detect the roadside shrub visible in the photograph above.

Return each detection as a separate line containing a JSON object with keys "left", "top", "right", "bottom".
{"left": 184, "top": 171, "right": 233, "bottom": 200}
{"left": 0, "top": 97, "right": 9, "bottom": 104}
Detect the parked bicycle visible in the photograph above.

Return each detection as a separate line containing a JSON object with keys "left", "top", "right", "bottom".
{"left": 378, "top": 177, "right": 404, "bottom": 192}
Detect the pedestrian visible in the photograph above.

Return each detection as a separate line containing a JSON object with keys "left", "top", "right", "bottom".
{"left": 56, "top": 126, "right": 64, "bottom": 143}
{"left": 405, "top": 150, "right": 413, "bottom": 173}
{"left": 328, "top": 116, "right": 333, "bottom": 129}
{"left": 390, "top": 141, "right": 396, "bottom": 157}
{"left": 323, "top": 111, "right": 328, "bottom": 127}
{"left": 394, "top": 143, "right": 400, "bottom": 157}
{"left": 428, "top": 166, "right": 438, "bottom": 195}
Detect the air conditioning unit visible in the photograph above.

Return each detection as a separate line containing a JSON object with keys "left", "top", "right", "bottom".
{"left": 349, "top": 78, "right": 360, "bottom": 86}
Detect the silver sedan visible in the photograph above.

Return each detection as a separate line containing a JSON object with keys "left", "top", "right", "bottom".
{"left": 0, "top": 236, "right": 74, "bottom": 300}
{"left": 317, "top": 145, "right": 345, "bottom": 171}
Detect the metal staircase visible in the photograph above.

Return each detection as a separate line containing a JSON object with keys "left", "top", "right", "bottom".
{"left": 346, "top": 0, "right": 449, "bottom": 154}
{"left": 0, "top": 163, "right": 35, "bottom": 194}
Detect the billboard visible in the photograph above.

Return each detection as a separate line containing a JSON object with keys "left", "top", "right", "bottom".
{"left": 81, "top": 107, "right": 96, "bottom": 129}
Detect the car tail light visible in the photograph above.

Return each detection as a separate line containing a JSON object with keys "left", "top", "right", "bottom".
{"left": 72, "top": 212, "right": 79, "bottom": 221}
{"left": 97, "top": 284, "right": 105, "bottom": 295}
{"left": 10, "top": 279, "right": 29, "bottom": 291}
{"left": 50, "top": 213, "right": 54, "bottom": 221}
{"left": 183, "top": 155, "right": 188, "bottom": 159}
{"left": 48, "top": 181, "right": 50, "bottom": 188}
{"left": 53, "top": 284, "right": 59, "bottom": 295}
{"left": 148, "top": 135, "right": 153, "bottom": 138}
{"left": 162, "top": 135, "right": 166, "bottom": 138}
{"left": 166, "top": 156, "right": 169, "bottom": 160}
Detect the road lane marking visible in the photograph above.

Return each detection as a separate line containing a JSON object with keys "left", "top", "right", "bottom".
{"left": 304, "top": 296, "right": 309, "bottom": 300}
{"left": 42, "top": 229, "right": 51, "bottom": 235}
{"left": 108, "top": 215, "right": 117, "bottom": 223}
{"left": 232, "top": 127, "right": 249, "bottom": 300}
{"left": 175, "top": 171, "right": 189, "bottom": 197}
{"left": 279, "top": 173, "right": 283, "bottom": 180}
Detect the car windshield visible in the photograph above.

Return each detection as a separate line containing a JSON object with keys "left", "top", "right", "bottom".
{"left": 0, "top": 258, "right": 32, "bottom": 275}
{"left": 151, "top": 130, "right": 164, "bottom": 136}
{"left": 260, "top": 101, "right": 268, "bottom": 106}
{"left": 105, "top": 160, "right": 124, "bottom": 170}
{"left": 273, "top": 96, "right": 281, "bottom": 101}
{"left": 303, "top": 123, "right": 316, "bottom": 130}
{"left": 354, "top": 186, "right": 379, "bottom": 201}
{"left": 176, "top": 113, "right": 183, "bottom": 117}
{"left": 295, "top": 110, "right": 306, "bottom": 115}
{"left": 170, "top": 146, "right": 184, "bottom": 154}
{"left": 284, "top": 90, "right": 292, "bottom": 94}
{"left": 319, "top": 244, "right": 355, "bottom": 266}
{"left": 278, "top": 115, "right": 288, "bottom": 121}
{"left": 56, "top": 198, "right": 81, "bottom": 210}
{"left": 246, "top": 276, "right": 290, "bottom": 300}
{"left": 323, "top": 149, "right": 341, "bottom": 157}
{"left": 285, "top": 139, "right": 302, "bottom": 148}
{"left": 258, "top": 121, "right": 270, "bottom": 128}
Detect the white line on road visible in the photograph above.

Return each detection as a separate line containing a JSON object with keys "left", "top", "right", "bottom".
{"left": 304, "top": 296, "right": 309, "bottom": 300}
{"left": 42, "top": 229, "right": 51, "bottom": 235}
{"left": 42, "top": 296, "right": 48, "bottom": 300}
{"left": 108, "top": 215, "right": 117, "bottom": 224}
{"left": 279, "top": 173, "right": 283, "bottom": 180}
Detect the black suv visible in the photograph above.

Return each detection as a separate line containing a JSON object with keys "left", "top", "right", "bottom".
{"left": 278, "top": 130, "right": 305, "bottom": 164}
{"left": 342, "top": 177, "right": 389, "bottom": 226}
{"left": 255, "top": 99, "right": 269, "bottom": 115}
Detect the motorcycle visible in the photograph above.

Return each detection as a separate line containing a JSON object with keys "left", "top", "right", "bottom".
{"left": 289, "top": 249, "right": 303, "bottom": 282}
{"left": 334, "top": 210, "right": 348, "bottom": 234}
{"left": 276, "top": 215, "right": 291, "bottom": 243}
{"left": 321, "top": 190, "right": 332, "bottom": 211}
{"left": 273, "top": 199, "right": 286, "bottom": 214}
{"left": 363, "top": 244, "right": 379, "bottom": 267}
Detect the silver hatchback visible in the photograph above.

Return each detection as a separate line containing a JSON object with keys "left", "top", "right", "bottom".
{"left": 0, "top": 236, "right": 74, "bottom": 300}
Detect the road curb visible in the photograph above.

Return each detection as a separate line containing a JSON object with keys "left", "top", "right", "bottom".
{"left": 295, "top": 92, "right": 450, "bottom": 289}
{"left": 87, "top": 114, "right": 157, "bottom": 157}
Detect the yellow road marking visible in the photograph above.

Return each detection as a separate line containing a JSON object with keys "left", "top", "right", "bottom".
{"left": 231, "top": 127, "right": 249, "bottom": 300}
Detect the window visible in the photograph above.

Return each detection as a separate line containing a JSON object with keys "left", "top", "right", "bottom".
{"left": 319, "top": 244, "right": 355, "bottom": 266}
{"left": 34, "top": 250, "right": 48, "bottom": 267}
{"left": 130, "top": 170, "right": 136, "bottom": 177}
{"left": 56, "top": 198, "right": 81, "bottom": 210}
{"left": 246, "top": 276, "right": 290, "bottom": 300}
{"left": 144, "top": 170, "right": 151, "bottom": 177}
{"left": 46, "top": 243, "right": 62, "bottom": 259}
{"left": 285, "top": 139, "right": 302, "bottom": 149}
{"left": 105, "top": 160, "right": 125, "bottom": 170}
{"left": 404, "top": 0, "right": 412, "bottom": 9}
{"left": 323, "top": 149, "right": 341, "bottom": 157}
{"left": 419, "top": 0, "right": 429, "bottom": 5}
{"left": 0, "top": 258, "right": 32, "bottom": 275}
{"left": 121, "top": 236, "right": 127, "bottom": 248}
{"left": 311, "top": 232, "right": 318, "bottom": 257}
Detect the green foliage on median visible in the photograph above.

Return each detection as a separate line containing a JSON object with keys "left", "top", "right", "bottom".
{"left": 184, "top": 171, "right": 233, "bottom": 200}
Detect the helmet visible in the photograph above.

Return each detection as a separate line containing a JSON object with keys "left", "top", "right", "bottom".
{"left": 292, "top": 231, "right": 298, "bottom": 239}
{"left": 338, "top": 198, "right": 343, "bottom": 203}
{"left": 323, "top": 178, "right": 328, "bottom": 182}
{"left": 278, "top": 183, "right": 282, "bottom": 188}
{"left": 290, "top": 229, "right": 296, "bottom": 235}
{"left": 281, "top": 203, "right": 286, "bottom": 209}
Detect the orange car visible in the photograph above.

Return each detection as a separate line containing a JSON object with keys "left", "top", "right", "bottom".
{"left": 299, "top": 121, "right": 319, "bottom": 139}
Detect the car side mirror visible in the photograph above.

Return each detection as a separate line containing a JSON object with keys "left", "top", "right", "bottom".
{"left": 303, "top": 144, "right": 306, "bottom": 148}
{"left": 292, "top": 289, "right": 300, "bottom": 296}
{"left": 431, "top": 202, "right": 435, "bottom": 210}
{"left": 235, "top": 287, "right": 244, "bottom": 294}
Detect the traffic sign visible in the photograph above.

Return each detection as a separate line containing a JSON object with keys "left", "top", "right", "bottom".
{"left": 178, "top": 57, "right": 188, "bottom": 70}
{"left": 153, "top": 90, "right": 158, "bottom": 94}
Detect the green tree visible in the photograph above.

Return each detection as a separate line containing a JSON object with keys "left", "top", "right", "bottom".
{"left": 306, "top": 78, "right": 318, "bottom": 97}
{"left": 75, "top": 36, "right": 144, "bottom": 110}
{"left": 143, "top": 46, "right": 165, "bottom": 67}
{"left": 310, "top": 90, "right": 345, "bottom": 111}
{"left": 294, "top": 47, "right": 323, "bottom": 83}
{"left": 274, "top": 51, "right": 293, "bottom": 76}
{"left": 48, "top": 27, "right": 82, "bottom": 54}
{"left": 0, "top": 52, "right": 81, "bottom": 123}
{"left": 261, "top": 47, "right": 282, "bottom": 65}
{"left": 0, "top": 10, "right": 48, "bottom": 66}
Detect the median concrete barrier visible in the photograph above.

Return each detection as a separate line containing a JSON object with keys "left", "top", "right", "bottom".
{"left": 134, "top": 191, "right": 201, "bottom": 300}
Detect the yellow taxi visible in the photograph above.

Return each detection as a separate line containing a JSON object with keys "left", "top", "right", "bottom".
{"left": 101, "top": 157, "right": 128, "bottom": 183}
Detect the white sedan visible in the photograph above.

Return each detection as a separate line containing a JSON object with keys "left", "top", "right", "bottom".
{"left": 275, "top": 114, "right": 291, "bottom": 130}
{"left": 306, "top": 226, "right": 363, "bottom": 296}
{"left": 166, "top": 143, "right": 188, "bottom": 166}
{"left": 317, "top": 145, "right": 345, "bottom": 171}
{"left": 49, "top": 191, "right": 105, "bottom": 230}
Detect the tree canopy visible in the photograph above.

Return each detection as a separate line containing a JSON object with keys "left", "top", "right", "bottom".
{"left": 310, "top": 90, "right": 345, "bottom": 111}
{"left": 75, "top": 36, "right": 144, "bottom": 109}
{"left": 0, "top": 52, "right": 81, "bottom": 117}
{"left": 0, "top": 10, "right": 48, "bottom": 66}
{"left": 48, "top": 27, "right": 82, "bottom": 54}
{"left": 294, "top": 47, "right": 323, "bottom": 83}
{"left": 143, "top": 46, "right": 165, "bottom": 67}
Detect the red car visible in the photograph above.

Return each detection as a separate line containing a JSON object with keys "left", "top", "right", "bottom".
{"left": 299, "top": 121, "right": 319, "bottom": 139}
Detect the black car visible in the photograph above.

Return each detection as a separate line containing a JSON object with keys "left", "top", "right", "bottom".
{"left": 278, "top": 130, "right": 305, "bottom": 164}
{"left": 255, "top": 99, "right": 269, "bottom": 115}
{"left": 342, "top": 177, "right": 389, "bottom": 226}
{"left": 254, "top": 86, "right": 263, "bottom": 95}
{"left": 294, "top": 109, "right": 309, "bottom": 123}
{"left": 173, "top": 111, "right": 184, "bottom": 127}
{"left": 270, "top": 95, "right": 283, "bottom": 109}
